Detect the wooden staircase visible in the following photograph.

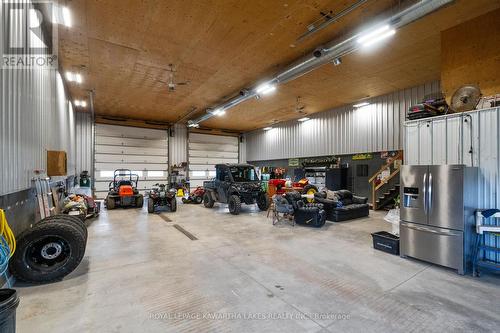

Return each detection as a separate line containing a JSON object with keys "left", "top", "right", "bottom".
{"left": 368, "top": 151, "right": 403, "bottom": 210}
{"left": 376, "top": 184, "right": 400, "bottom": 210}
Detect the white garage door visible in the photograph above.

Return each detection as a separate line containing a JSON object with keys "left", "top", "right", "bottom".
{"left": 94, "top": 124, "right": 168, "bottom": 199}
{"left": 188, "top": 133, "right": 239, "bottom": 188}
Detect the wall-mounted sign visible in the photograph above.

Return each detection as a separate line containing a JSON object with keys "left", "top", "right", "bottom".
{"left": 301, "top": 156, "right": 336, "bottom": 166}
{"left": 352, "top": 153, "right": 373, "bottom": 160}
{"left": 289, "top": 158, "right": 300, "bottom": 167}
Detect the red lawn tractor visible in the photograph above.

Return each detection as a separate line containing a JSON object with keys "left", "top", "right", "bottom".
{"left": 268, "top": 178, "right": 318, "bottom": 202}
{"left": 105, "top": 169, "right": 144, "bottom": 209}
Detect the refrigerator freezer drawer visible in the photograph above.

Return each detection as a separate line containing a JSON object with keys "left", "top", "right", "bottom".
{"left": 400, "top": 222, "right": 464, "bottom": 274}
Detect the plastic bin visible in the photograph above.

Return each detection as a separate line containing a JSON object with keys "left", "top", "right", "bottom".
{"left": 0, "top": 289, "right": 20, "bottom": 333}
{"left": 371, "top": 231, "right": 400, "bottom": 255}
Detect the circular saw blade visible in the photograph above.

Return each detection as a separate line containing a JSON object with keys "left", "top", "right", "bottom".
{"left": 451, "top": 84, "right": 482, "bottom": 113}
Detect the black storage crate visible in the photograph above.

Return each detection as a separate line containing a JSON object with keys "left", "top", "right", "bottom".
{"left": 371, "top": 231, "right": 400, "bottom": 255}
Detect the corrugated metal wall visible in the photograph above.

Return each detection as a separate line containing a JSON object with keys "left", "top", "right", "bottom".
{"left": 75, "top": 112, "right": 93, "bottom": 175}
{"left": 405, "top": 107, "right": 500, "bottom": 263}
{"left": 0, "top": 1, "right": 76, "bottom": 195}
{"left": 239, "top": 137, "right": 246, "bottom": 163}
{"left": 0, "top": 66, "right": 76, "bottom": 195}
{"left": 170, "top": 123, "right": 188, "bottom": 166}
{"left": 245, "top": 81, "right": 441, "bottom": 161}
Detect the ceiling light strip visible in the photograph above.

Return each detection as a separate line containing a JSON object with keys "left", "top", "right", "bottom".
{"left": 188, "top": 0, "right": 453, "bottom": 127}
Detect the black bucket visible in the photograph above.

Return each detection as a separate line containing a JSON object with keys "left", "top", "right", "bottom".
{"left": 0, "top": 289, "right": 20, "bottom": 333}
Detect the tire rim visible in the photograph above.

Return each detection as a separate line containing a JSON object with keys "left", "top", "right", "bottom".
{"left": 306, "top": 188, "right": 317, "bottom": 203}
{"left": 41, "top": 242, "right": 63, "bottom": 259}
{"left": 26, "top": 236, "right": 71, "bottom": 271}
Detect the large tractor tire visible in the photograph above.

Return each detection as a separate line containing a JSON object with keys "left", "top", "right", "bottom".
{"left": 228, "top": 195, "right": 241, "bottom": 215}
{"left": 257, "top": 193, "right": 270, "bottom": 211}
{"left": 9, "top": 221, "right": 86, "bottom": 284}
{"left": 203, "top": 193, "right": 215, "bottom": 208}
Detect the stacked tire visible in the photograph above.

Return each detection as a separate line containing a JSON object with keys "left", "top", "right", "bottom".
{"left": 9, "top": 215, "right": 87, "bottom": 284}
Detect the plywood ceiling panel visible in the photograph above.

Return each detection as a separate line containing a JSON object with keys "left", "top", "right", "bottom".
{"left": 59, "top": 0, "right": 500, "bottom": 131}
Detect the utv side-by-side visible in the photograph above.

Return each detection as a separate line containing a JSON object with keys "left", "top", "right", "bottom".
{"left": 203, "top": 163, "right": 270, "bottom": 215}
{"left": 105, "top": 169, "right": 144, "bottom": 209}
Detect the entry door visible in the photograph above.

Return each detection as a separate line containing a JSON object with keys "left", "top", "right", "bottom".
{"left": 400, "top": 165, "right": 428, "bottom": 224}
{"left": 427, "top": 165, "right": 464, "bottom": 230}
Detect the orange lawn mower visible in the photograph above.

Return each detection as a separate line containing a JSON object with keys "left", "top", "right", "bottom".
{"left": 105, "top": 169, "right": 144, "bottom": 209}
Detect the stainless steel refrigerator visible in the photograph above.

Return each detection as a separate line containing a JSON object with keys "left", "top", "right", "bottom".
{"left": 400, "top": 165, "right": 478, "bottom": 274}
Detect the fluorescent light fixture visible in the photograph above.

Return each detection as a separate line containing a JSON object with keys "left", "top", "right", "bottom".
{"left": 357, "top": 25, "right": 395, "bottom": 47}
{"left": 211, "top": 108, "right": 225, "bottom": 116}
{"left": 74, "top": 100, "right": 87, "bottom": 108}
{"left": 66, "top": 71, "right": 83, "bottom": 84}
{"left": 188, "top": 123, "right": 199, "bottom": 128}
{"left": 353, "top": 102, "right": 370, "bottom": 108}
{"left": 298, "top": 117, "right": 310, "bottom": 122}
{"left": 66, "top": 71, "right": 74, "bottom": 82}
{"left": 255, "top": 83, "right": 276, "bottom": 95}
{"left": 263, "top": 127, "right": 273, "bottom": 131}
{"left": 62, "top": 7, "right": 72, "bottom": 27}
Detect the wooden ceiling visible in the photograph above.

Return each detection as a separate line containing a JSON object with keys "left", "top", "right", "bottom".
{"left": 59, "top": 0, "right": 500, "bottom": 131}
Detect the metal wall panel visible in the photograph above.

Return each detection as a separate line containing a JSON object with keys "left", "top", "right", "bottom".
{"left": 170, "top": 123, "right": 188, "bottom": 166}
{"left": 404, "top": 107, "right": 500, "bottom": 263}
{"left": 239, "top": 137, "right": 246, "bottom": 163}
{"left": 0, "top": 60, "right": 77, "bottom": 195}
{"left": 244, "top": 81, "right": 441, "bottom": 161}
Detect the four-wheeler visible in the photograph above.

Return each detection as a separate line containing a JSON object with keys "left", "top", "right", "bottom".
{"left": 182, "top": 186, "right": 206, "bottom": 204}
{"left": 105, "top": 169, "right": 144, "bottom": 209}
{"left": 148, "top": 183, "right": 177, "bottom": 213}
{"left": 203, "top": 163, "right": 270, "bottom": 215}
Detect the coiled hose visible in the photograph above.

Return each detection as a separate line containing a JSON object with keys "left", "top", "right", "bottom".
{"left": 0, "top": 209, "right": 16, "bottom": 286}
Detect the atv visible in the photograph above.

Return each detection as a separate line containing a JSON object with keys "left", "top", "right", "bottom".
{"left": 105, "top": 169, "right": 144, "bottom": 209}
{"left": 182, "top": 186, "right": 205, "bottom": 204}
{"left": 148, "top": 183, "right": 177, "bottom": 213}
{"left": 203, "top": 163, "right": 270, "bottom": 215}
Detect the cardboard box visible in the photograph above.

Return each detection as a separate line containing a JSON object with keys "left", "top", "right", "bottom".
{"left": 47, "top": 150, "right": 67, "bottom": 176}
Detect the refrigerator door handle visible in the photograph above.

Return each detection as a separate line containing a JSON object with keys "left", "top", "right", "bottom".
{"left": 423, "top": 173, "right": 427, "bottom": 214}
{"left": 428, "top": 172, "right": 433, "bottom": 214}
{"left": 401, "top": 222, "right": 461, "bottom": 236}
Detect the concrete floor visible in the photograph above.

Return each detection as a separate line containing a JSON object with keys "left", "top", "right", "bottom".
{"left": 17, "top": 201, "right": 500, "bottom": 332}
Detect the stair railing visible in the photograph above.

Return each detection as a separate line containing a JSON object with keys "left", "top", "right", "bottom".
{"left": 368, "top": 151, "right": 403, "bottom": 210}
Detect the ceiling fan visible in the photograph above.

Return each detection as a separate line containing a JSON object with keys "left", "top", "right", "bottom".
{"left": 160, "top": 64, "right": 190, "bottom": 92}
